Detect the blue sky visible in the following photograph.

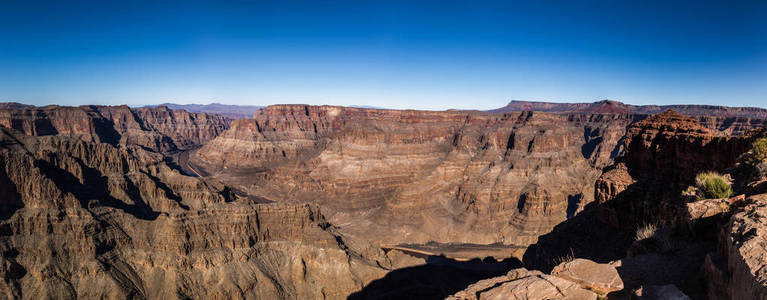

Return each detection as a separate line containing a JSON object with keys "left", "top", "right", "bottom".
{"left": 1, "top": 0, "right": 765, "bottom": 110}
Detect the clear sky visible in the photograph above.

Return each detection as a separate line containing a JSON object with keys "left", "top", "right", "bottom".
{"left": 1, "top": 0, "right": 765, "bottom": 110}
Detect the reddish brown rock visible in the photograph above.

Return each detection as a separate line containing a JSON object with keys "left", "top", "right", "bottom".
{"left": 447, "top": 268, "right": 598, "bottom": 300}
{"left": 551, "top": 258, "right": 624, "bottom": 295}
{"left": 194, "top": 105, "right": 632, "bottom": 247}
{"left": 683, "top": 195, "right": 745, "bottom": 223}
{"left": 492, "top": 100, "right": 767, "bottom": 120}
{"left": 719, "top": 194, "right": 767, "bottom": 300}
{"left": 623, "top": 110, "right": 750, "bottom": 183}
{"left": 594, "top": 110, "right": 758, "bottom": 228}
{"left": 0, "top": 104, "right": 231, "bottom": 153}
{"left": 0, "top": 128, "right": 392, "bottom": 299}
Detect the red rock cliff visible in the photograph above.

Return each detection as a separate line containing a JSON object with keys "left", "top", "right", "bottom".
{"left": 0, "top": 105, "right": 231, "bottom": 153}
{"left": 194, "top": 105, "right": 632, "bottom": 247}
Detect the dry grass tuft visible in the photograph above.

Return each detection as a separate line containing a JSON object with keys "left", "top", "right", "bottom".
{"left": 553, "top": 248, "right": 575, "bottom": 266}
{"left": 635, "top": 223, "right": 657, "bottom": 241}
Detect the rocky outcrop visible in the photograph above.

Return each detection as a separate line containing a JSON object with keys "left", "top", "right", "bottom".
{"left": 194, "top": 105, "right": 632, "bottom": 248}
{"left": 0, "top": 104, "right": 231, "bottom": 153}
{"left": 589, "top": 109, "right": 767, "bottom": 299}
{"left": 447, "top": 268, "right": 598, "bottom": 300}
{"left": 550, "top": 258, "right": 624, "bottom": 295}
{"left": 594, "top": 110, "right": 757, "bottom": 227}
{"left": 0, "top": 128, "right": 393, "bottom": 299}
{"left": 683, "top": 195, "right": 744, "bottom": 223}
{"left": 711, "top": 194, "right": 767, "bottom": 300}
{"left": 622, "top": 110, "right": 751, "bottom": 183}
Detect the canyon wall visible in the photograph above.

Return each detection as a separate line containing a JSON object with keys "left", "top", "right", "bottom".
{"left": 0, "top": 105, "right": 230, "bottom": 153}
{"left": 0, "top": 127, "right": 392, "bottom": 299}
{"left": 193, "top": 105, "right": 633, "bottom": 248}
{"left": 4, "top": 102, "right": 767, "bottom": 298}
{"left": 494, "top": 100, "right": 767, "bottom": 135}
{"left": 591, "top": 110, "right": 767, "bottom": 299}
{"left": 493, "top": 99, "right": 767, "bottom": 119}
{"left": 595, "top": 110, "right": 756, "bottom": 228}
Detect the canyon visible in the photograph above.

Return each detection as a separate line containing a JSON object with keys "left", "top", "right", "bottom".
{"left": 1, "top": 100, "right": 767, "bottom": 299}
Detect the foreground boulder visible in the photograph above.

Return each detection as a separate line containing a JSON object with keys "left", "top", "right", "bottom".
{"left": 551, "top": 258, "right": 624, "bottom": 295}
{"left": 684, "top": 195, "right": 744, "bottom": 222}
{"left": 448, "top": 268, "right": 598, "bottom": 300}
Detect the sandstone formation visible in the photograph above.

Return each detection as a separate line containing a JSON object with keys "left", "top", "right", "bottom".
{"left": 492, "top": 99, "right": 767, "bottom": 119}
{"left": 595, "top": 110, "right": 757, "bottom": 228}
{"left": 0, "top": 126, "right": 397, "bottom": 299}
{"left": 447, "top": 268, "right": 598, "bottom": 300}
{"left": 683, "top": 195, "right": 745, "bottom": 224}
{"left": 3, "top": 101, "right": 767, "bottom": 299}
{"left": 193, "top": 105, "right": 632, "bottom": 248}
{"left": 0, "top": 104, "right": 231, "bottom": 154}
{"left": 622, "top": 110, "right": 751, "bottom": 183}
{"left": 550, "top": 258, "right": 623, "bottom": 295}
{"left": 588, "top": 109, "right": 767, "bottom": 299}
{"left": 493, "top": 100, "right": 767, "bottom": 135}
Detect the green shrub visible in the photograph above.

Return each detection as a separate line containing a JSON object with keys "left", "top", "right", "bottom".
{"left": 695, "top": 172, "right": 733, "bottom": 199}
{"left": 753, "top": 138, "right": 767, "bottom": 163}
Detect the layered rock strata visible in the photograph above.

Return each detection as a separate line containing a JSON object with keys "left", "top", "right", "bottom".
{"left": 493, "top": 100, "right": 767, "bottom": 119}
{"left": 595, "top": 110, "right": 757, "bottom": 227}
{"left": 0, "top": 128, "right": 391, "bottom": 299}
{"left": 194, "top": 105, "right": 633, "bottom": 247}
{"left": 494, "top": 100, "right": 767, "bottom": 135}
{"left": 0, "top": 105, "right": 230, "bottom": 154}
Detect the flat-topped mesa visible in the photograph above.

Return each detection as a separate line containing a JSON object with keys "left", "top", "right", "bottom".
{"left": 493, "top": 101, "right": 767, "bottom": 135}
{"left": 492, "top": 100, "right": 767, "bottom": 119}
{"left": 576, "top": 100, "right": 632, "bottom": 114}
{"left": 0, "top": 104, "right": 231, "bottom": 153}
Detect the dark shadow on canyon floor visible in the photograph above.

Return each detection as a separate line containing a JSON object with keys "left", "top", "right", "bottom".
{"left": 347, "top": 255, "right": 521, "bottom": 300}
{"left": 523, "top": 203, "right": 634, "bottom": 273}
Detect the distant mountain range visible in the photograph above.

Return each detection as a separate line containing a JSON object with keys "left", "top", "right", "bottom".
{"left": 489, "top": 100, "right": 767, "bottom": 118}
{"left": 144, "top": 103, "right": 264, "bottom": 119}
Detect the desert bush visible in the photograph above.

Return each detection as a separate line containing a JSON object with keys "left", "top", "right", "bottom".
{"left": 695, "top": 171, "right": 732, "bottom": 199}
{"left": 753, "top": 138, "right": 767, "bottom": 163}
